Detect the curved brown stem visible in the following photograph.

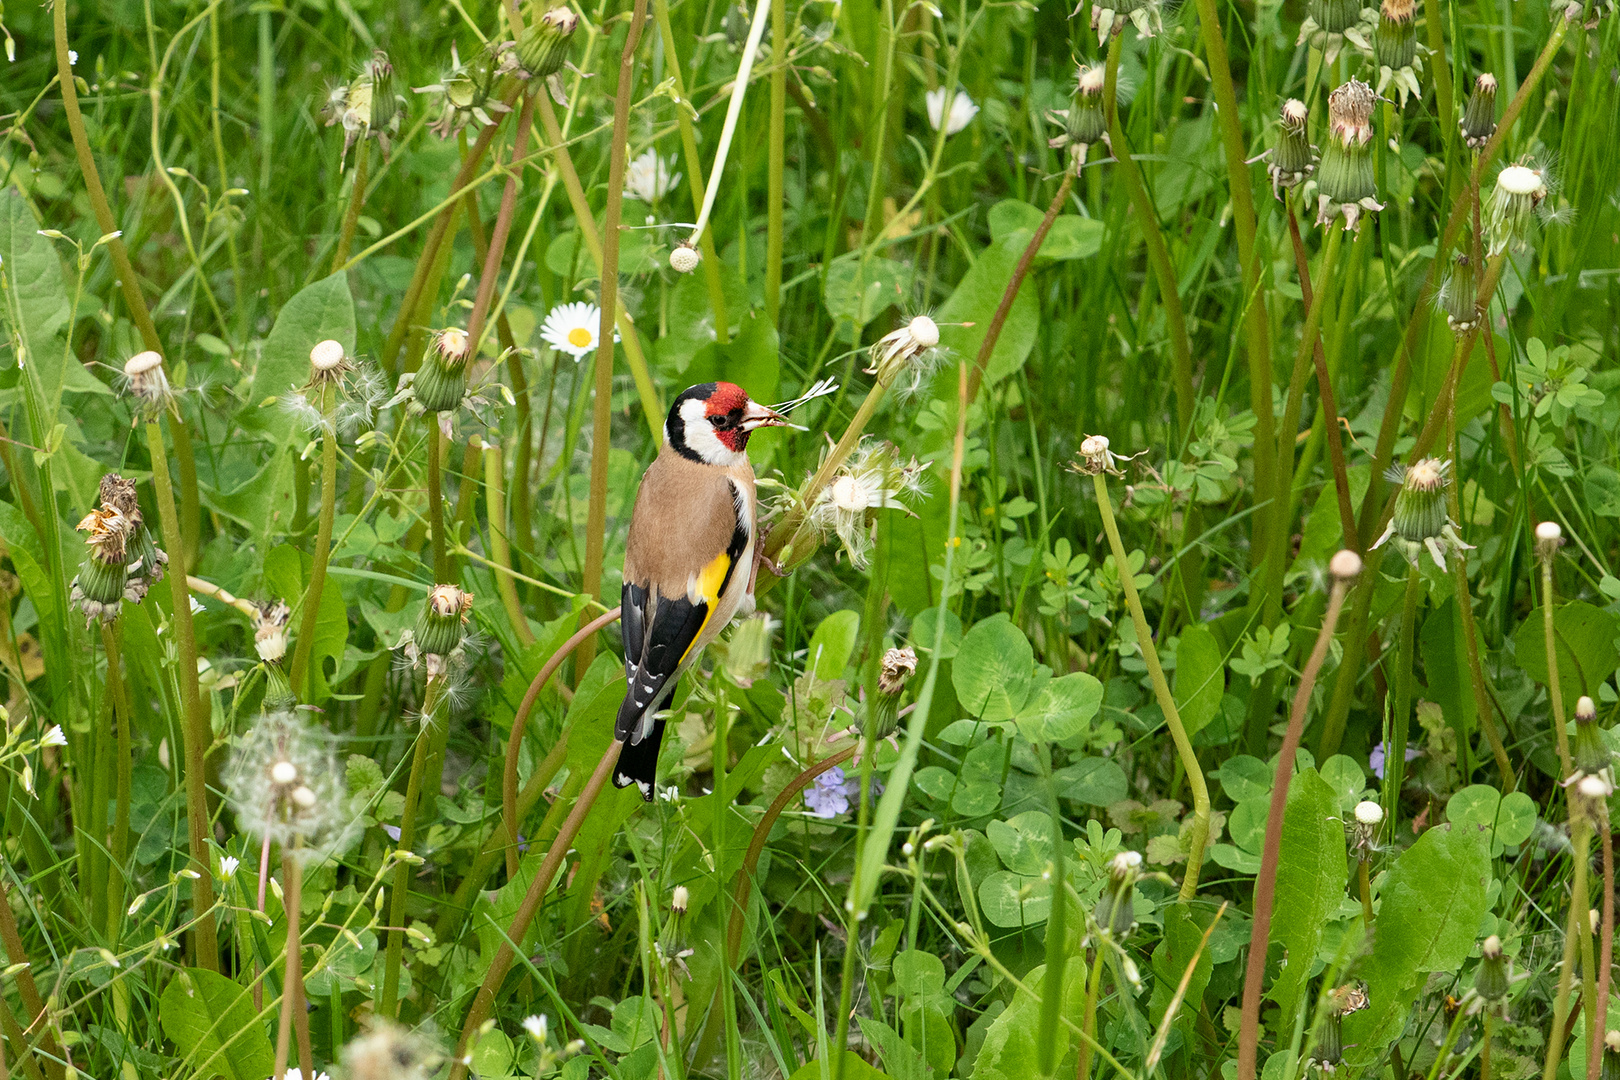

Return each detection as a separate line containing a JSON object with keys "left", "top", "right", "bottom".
{"left": 503, "top": 607, "right": 622, "bottom": 879}
{"left": 1237, "top": 573, "right": 1353, "bottom": 1080}
{"left": 452, "top": 742, "right": 624, "bottom": 1080}
{"left": 724, "top": 744, "right": 857, "bottom": 960}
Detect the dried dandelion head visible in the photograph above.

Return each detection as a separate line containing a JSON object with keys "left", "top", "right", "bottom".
{"left": 802, "top": 441, "right": 927, "bottom": 569}
{"left": 400, "top": 584, "right": 475, "bottom": 680}
{"left": 1486, "top": 160, "right": 1555, "bottom": 257}
{"left": 1268, "top": 99, "right": 1316, "bottom": 198}
{"left": 324, "top": 51, "right": 406, "bottom": 166}
{"left": 341, "top": 1021, "right": 434, "bottom": 1080}
{"left": 70, "top": 502, "right": 133, "bottom": 624}
{"left": 1362, "top": 0, "right": 1422, "bottom": 106}
{"left": 1437, "top": 252, "right": 1481, "bottom": 331}
{"left": 1316, "top": 79, "right": 1383, "bottom": 231}
{"left": 416, "top": 40, "right": 519, "bottom": 140}
{"left": 1047, "top": 66, "right": 1109, "bottom": 174}
{"left": 1460, "top": 74, "right": 1498, "bottom": 149}
{"left": 518, "top": 4, "right": 580, "bottom": 80}
{"left": 224, "top": 710, "right": 356, "bottom": 862}
{"left": 120, "top": 351, "right": 174, "bottom": 414}
{"left": 867, "top": 314, "right": 944, "bottom": 398}
{"left": 254, "top": 600, "right": 292, "bottom": 663}
{"left": 1084, "top": 0, "right": 1163, "bottom": 47}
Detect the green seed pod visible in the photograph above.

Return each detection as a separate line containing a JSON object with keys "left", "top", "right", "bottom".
{"left": 1440, "top": 253, "right": 1480, "bottom": 331}
{"left": 415, "top": 584, "right": 473, "bottom": 658}
{"left": 1316, "top": 80, "right": 1382, "bottom": 230}
{"left": 1092, "top": 851, "right": 1141, "bottom": 938}
{"left": 1269, "top": 99, "right": 1315, "bottom": 198}
{"left": 76, "top": 549, "right": 128, "bottom": 607}
{"left": 1389, "top": 458, "right": 1451, "bottom": 544}
{"left": 1308, "top": 0, "right": 1362, "bottom": 34}
{"left": 1573, "top": 696, "right": 1611, "bottom": 776}
{"left": 413, "top": 355, "right": 469, "bottom": 413}
{"left": 1374, "top": 0, "right": 1416, "bottom": 73}
{"left": 520, "top": 4, "right": 580, "bottom": 79}
{"left": 1460, "top": 74, "right": 1498, "bottom": 150}
{"left": 71, "top": 503, "right": 132, "bottom": 622}
{"left": 366, "top": 52, "right": 398, "bottom": 134}
{"left": 1474, "top": 935, "right": 1510, "bottom": 1002}
{"left": 1066, "top": 66, "right": 1108, "bottom": 150}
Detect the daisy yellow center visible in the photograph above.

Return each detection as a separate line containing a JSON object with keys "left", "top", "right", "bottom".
{"left": 567, "top": 327, "right": 593, "bottom": 348}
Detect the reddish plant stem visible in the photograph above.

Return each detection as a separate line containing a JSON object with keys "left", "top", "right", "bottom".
{"left": 465, "top": 92, "right": 539, "bottom": 352}
{"left": 503, "top": 607, "right": 623, "bottom": 880}
{"left": 1236, "top": 572, "right": 1354, "bottom": 1080}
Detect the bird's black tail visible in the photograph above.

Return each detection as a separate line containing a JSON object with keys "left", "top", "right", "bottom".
{"left": 613, "top": 714, "right": 667, "bottom": 801}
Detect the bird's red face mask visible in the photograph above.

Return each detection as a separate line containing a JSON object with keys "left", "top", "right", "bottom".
{"left": 705, "top": 382, "right": 787, "bottom": 454}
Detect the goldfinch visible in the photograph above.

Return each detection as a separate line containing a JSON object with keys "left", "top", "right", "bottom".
{"left": 614, "top": 382, "right": 789, "bottom": 798}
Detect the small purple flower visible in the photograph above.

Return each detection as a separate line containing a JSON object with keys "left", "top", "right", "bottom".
{"left": 1369, "top": 741, "right": 1419, "bottom": 780}
{"left": 805, "top": 768, "right": 851, "bottom": 818}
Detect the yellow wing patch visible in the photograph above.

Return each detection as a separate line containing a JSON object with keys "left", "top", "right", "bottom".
{"left": 680, "top": 550, "right": 735, "bottom": 662}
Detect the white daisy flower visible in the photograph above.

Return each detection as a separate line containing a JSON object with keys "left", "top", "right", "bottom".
{"left": 624, "top": 149, "right": 680, "bottom": 203}
{"left": 540, "top": 302, "right": 618, "bottom": 360}
{"left": 925, "top": 88, "right": 978, "bottom": 135}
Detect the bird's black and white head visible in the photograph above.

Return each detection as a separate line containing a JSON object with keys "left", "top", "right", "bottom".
{"left": 665, "top": 382, "right": 788, "bottom": 466}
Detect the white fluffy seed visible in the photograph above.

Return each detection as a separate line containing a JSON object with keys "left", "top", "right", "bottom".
{"left": 270, "top": 760, "right": 298, "bottom": 785}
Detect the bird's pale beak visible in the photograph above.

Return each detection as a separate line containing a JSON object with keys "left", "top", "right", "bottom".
{"left": 740, "top": 400, "right": 790, "bottom": 431}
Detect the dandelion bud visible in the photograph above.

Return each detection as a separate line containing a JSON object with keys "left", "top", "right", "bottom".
{"left": 364, "top": 52, "right": 398, "bottom": 135}
{"left": 1316, "top": 79, "right": 1383, "bottom": 231}
{"left": 121, "top": 351, "right": 173, "bottom": 413}
{"left": 1309, "top": 0, "right": 1362, "bottom": 34}
{"left": 1373, "top": 457, "right": 1474, "bottom": 570}
{"left": 519, "top": 5, "right": 579, "bottom": 80}
{"left": 1374, "top": 0, "right": 1416, "bottom": 69}
{"left": 1329, "top": 549, "right": 1363, "bottom": 581}
{"left": 415, "top": 584, "right": 474, "bottom": 659}
{"left": 866, "top": 646, "right": 917, "bottom": 740}
{"left": 1094, "top": 850, "right": 1141, "bottom": 938}
{"left": 414, "top": 329, "right": 471, "bottom": 413}
{"left": 669, "top": 241, "right": 701, "bottom": 274}
{"left": 1460, "top": 74, "right": 1497, "bottom": 149}
{"left": 1049, "top": 66, "right": 1108, "bottom": 173}
{"left": 1474, "top": 935, "right": 1510, "bottom": 1001}
{"left": 1486, "top": 162, "right": 1550, "bottom": 257}
{"left": 671, "top": 885, "right": 689, "bottom": 914}
{"left": 1439, "top": 253, "right": 1481, "bottom": 331}
{"left": 1535, "top": 520, "right": 1562, "bottom": 562}
{"left": 1269, "top": 99, "right": 1316, "bottom": 198}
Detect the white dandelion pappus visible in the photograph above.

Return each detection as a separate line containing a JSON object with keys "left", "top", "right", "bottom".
{"left": 623, "top": 149, "right": 681, "bottom": 203}
{"left": 925, "top": 88, "right": 978, "bottom": 135}
{"left": 541, "top": 302, "right": 619, "bottom": 360}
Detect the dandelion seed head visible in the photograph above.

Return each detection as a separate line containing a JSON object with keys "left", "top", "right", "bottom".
{"left": 1354, "top": 800, "right": 1383, "bottom": 825}
{"left": 225, "top": 710, "right": 356, "bottom": 862}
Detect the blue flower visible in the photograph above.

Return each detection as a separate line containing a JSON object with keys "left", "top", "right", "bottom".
{"left": 1369, "top": 741, "right": 1419, "bottom": 779}
{"left": 804, "top": 768, "right": 851, "bottom": 818}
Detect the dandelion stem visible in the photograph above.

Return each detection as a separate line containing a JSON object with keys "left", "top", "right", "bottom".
{"left": 0, "top": 875, "right": 62, "bottom": 1080}
{"left": 502, "top": 606, "right": 623, "bottom": 879}
{"left": 290, "top": 383, "right": 339, "bottom": 701}
{"left": 1238, "top": 568, "right": 1354, "bottom": 1080}
{"left": 100, "top": 622, "right": 134, "bottom": 941}
{"left": 380, "top": 676, "right": 446, "bottom": 1019}
{"left": 450, "top": 742, "right": 625, "bottom": 1080}
{"left": 331, "top": 140, "right": 370, "bottom": 273}
{"left": 427, "top": 419, "right": 451, "bottom": 584}
{"left": 466, "top": 91, "right": 538, "bottom": 356}
{"left": 144, "top": 416, "right": 220, "bottom": 972}
{"left": 764, "top": 0, "right": 787, "bottom": 323}
{"left": 1101, "top": 32, "right": 1194, "bottom": 437}
{"left": 483, "top": 440, "right": 533, "bottom": 649}
{"left": 1542, "top": 821, "right": 1590, "bottom": 1080}
{"left": 272, "top": 851, "right": 309, "bottom": 1080}
{"left": 1092, "top": 471, "right": 1210, "bottom": 900}
{"left": 687, "top": 0, "right": 771, "bottom": 246}
{"left": 1592, "top": 814, "right": 1614, "bottom": 1080}
{"left": 652, "top": 0, "right": 730, "bottom": 342}
{"left": 1541, "top": 550, "right": 1574, "bottom": 779}
{"left": 1383, "top": 564, "right": 1423, "bottom": 827}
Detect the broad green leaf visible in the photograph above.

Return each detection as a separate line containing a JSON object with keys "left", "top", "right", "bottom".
{"left": 1319, "top": 755, "right": 1367, "bottom": 812}
{"left": 201, "top": 446, "right": 298, "bottom": 550}
{"left": 787, "top": 1052, "right": 889, "bottom": 1080}
{"left": 1218, "top": 755, "right": 1272, "bottom": 802}
{"left": 244, "top": 273, "right": 355, "bottom": 439}
{"left": 953, "top": 614, "right": 1034, "bottom": 723}
{"left": 1514, "top": 602, "right": 1620, "bottom": 715}
{"left": 652, "top": 267, "right": 747, "bottom": 373}
{"left": 807, "top": 610, "right": 861, "bottom": 682}
{"left": 968, "top": 957, "right": 1087, "bottom": 1080}
{"left": 1227, "top": 796, "right": 1270, "bottom": 854}
{"left": 1267, "top": 769, "right": 1348, "bottom": 1021}
{"left": 1445, "top": 785, "right": 1538, "bottom": 849}
{"left": 892, "top": 950, "right": 947, "bottom": 1001}
{"left": 158, "top": 967, "right": 276, "bottom": 1080}
{"left": 987, "top": 811, "right": 1054, "bottom": 875}
{"left": 935, "top": 235, "right": 1040, "bottom": 388}
{"left": 1344, "top": 823, "right": 1492, "bottom": 1063}
{"left": 909, "top": 606, "right": 961, "bottom": 659}
{"left": 1015, "top": 671, "right": 1102, "bottom": 741}
{"left": 986, "top": 199, "right": 1104, "bottom": 262}
{"left": 0, "top": 189, "right": 78, "bottom": 418}
{"left": 1150, "top": 905, "right": 1214, "bottom": 1046}
{"left": 1584, "top": 465, "right": 1620, "bottom": 518}
{"left": 1053, "top": 758, "right": 1127, "bottom": 806}
{"left": 1420, "top": 598, "right": 1475, "bottom": 734}
{"left": 263, "top": 544, "right": 349, "bottom": 703}
{"left": 1494, "top": 792, "right": 1538, "bottom": 847}
{"left": 979, "top": 870, "right": 1049, "bottom": 926}
{"left": 1174, "top": 624, "right": 1225, "bottom": 738}
{"left": 858, "top": 1016, "right": 930, "bottom": 1080}
{"left": 822, "top": 253, "right": 913, "bottom": 328}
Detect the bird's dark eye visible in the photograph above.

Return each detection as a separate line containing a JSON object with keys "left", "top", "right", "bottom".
{"left": 710, "top": 415, "right": 732, "bottom": 430}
